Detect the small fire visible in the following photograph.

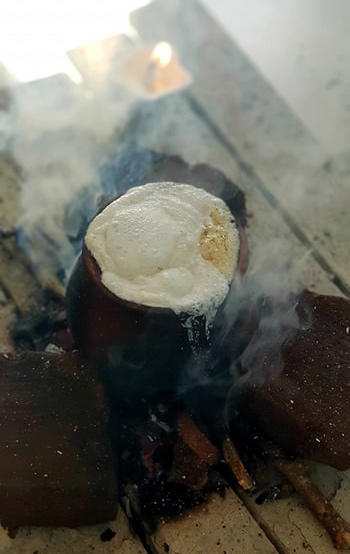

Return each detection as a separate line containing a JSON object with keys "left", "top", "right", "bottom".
{"left": 150, "top": 41, "right": 173, "bottom": 68}
{"left": 123, "top": 39, "right": 191, "bottom": 99}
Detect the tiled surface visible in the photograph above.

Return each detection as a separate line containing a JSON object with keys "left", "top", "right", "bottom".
{"left": 149, "top": 491, "right": 277, "bottom": 554}
{"left": 0, "top": 508, "right": 146, "bottom": 554}
{"left": 202, "top": 0, "right": 350, "bottom": 156}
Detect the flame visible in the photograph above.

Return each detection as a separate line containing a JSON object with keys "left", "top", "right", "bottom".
{"left": 150, "top": 41, "right": 173, "bottom": 68}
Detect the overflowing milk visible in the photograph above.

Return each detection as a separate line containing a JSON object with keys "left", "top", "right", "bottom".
{"left": 86, "top": 182, "right": 239, "bottom": 340}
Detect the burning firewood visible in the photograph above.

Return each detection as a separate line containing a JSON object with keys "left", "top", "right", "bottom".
{"left": 169, "top": 438, "right": 212, "bottom": 491}
{"left": 176, "top": 412, "right": 254, "bottom": 492}
{"left": 169, "top": 412, "right": 220, "bottom": 491}
{"left": 222, "top": 435, "right": 254, "bottom": 491}
{"left": 177, "top": 412, "right": 220, "bottom": 465}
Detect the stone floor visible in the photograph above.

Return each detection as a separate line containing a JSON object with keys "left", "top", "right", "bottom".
{"left": 202, "top": 0, "right": 350, "bottom": 157}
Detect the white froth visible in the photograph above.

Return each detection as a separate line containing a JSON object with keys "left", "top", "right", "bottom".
{"left": 85, "top": 182, "right": 239, "bottom": 317}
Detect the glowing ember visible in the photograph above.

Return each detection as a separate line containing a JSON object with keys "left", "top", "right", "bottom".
{"left": 150, "top": 41, "right": 173, "bottom": 68}
{"left": 122, "top": 41, "right": 192, "bottom": 99}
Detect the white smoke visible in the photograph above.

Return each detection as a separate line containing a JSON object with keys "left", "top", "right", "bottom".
{"left": 0, "top": 14, "right": 311, "bottom": 403}
{"left": 224, "top": 237, "right": 309, "bottom": 373}
{"left": 0, "top": 0, "right": 151, "bottom": 285}
{"left": 6, "top": 66, "right": 137, "bottom": 283}
{"left": 0, "top": 65, "right": 14, "bottom": 151}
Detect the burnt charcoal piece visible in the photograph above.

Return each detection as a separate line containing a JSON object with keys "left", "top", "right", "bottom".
{"left": 0, "top": 351, "right": 118, "bottom": 529}
{"left": 117, "top": 405, "right": 226, "bottom": 529}
{"left": 230, "top": 290, "right": 350, "bottom": 470}
{"left": 12, "top": 288, "right": 67, "bottom": 351}
{"left": 255, "top": 485, "right": 283, "bottom": 505}
{"left": 100, "top": 528, "right": 116, "bottom": 542}
{"left": 119, "top": 415, "right": 205, "bottom": 528}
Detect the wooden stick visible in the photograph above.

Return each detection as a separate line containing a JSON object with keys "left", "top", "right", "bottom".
{"left": 222, "top": 435, "right": 254, "bottom": 491}
{"left": 275, "top": 459, "right": 350, "bottom": 550}
{"left": 179, "top": 412, "right": 254, "bottom": 491}
{"left": 242, "top": 434, "right": 350, "bottom": 549}
{"left": 178, "top": 412, "right": 220, "bottom": 465}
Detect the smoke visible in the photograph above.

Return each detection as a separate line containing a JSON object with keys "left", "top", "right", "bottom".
{"left": 180, "top": 236, "right": 311, "bottom": 428}
{"left": 0, "top": 34, "right": 311, "bottom": 418}
{"left": 215, "top": 239, "right": 313, "bottom": 428}
{"left": 1, "top": 63, "right": 140, "bottom": 284}
{"left": 0, "top": 65, "right": 14, "bottom": 151}
{"left": 1, "top": 34, "right": 190, "bottom": 286}
{"left": 0, "top": 26, "right": 153, "bottom": 285}
{"left": 225, "top": 237, "right": 309, "bottom": 375}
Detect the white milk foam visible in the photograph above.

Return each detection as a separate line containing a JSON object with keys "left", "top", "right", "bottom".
{"left": 86, "top": 182, "right": 239, "bottom": 328}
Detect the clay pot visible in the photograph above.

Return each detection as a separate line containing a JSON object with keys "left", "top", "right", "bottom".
{"left": 66, "top": 213, "right": 248, "bottom": 398}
